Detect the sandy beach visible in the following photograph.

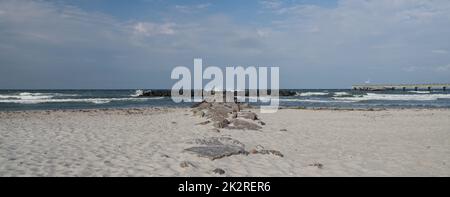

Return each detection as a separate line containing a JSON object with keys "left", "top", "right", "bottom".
{"left": 0, "top": 106, "right": 449, "bottom": 177}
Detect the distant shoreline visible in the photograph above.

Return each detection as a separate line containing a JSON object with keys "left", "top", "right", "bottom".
{"left": 2, "top": 106, "right": 450, "bottom": 113}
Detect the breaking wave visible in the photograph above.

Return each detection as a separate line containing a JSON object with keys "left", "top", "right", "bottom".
{"left": 130, "top": 90, "right": 144, "bottom": 97}
{"left": 0, "top": 92, "right": 79, "bottom": 100}
{"left": 408, "top": 91, "right": 430, "bottom": 94}
{"left": 333, "top": 92, "right": 351, "bottom": 97}
{"left": 280, "top": 98, "right": 356, "bottom": 103}
{"left": 0, "top": 92, "right": 164, "bottom": 104}
{"left": 297, "top": 92, "right": 329, "bottom": 96}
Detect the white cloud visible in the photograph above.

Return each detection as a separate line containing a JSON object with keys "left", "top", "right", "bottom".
{"left": 256, "top": 29, "right": 269, "bottom": 37}
{"left": 196, "top": 3, "right": 211, "bottom": 9}
{"left": 403, "top": 66, "right": 420, "bottom": 72}
{"left": 432, "top": 49, "right": 449, "bottom": 54}
{"left": 435, "top": 64, "right": 450, "bottom": 72}
{"left": 133, "top": 22, "right": 176, "bottom": 36}
{"left": 174, "top": 3, "right": 211, "bottom": 13}
{"left": 260, "top": 0, "right": 282, "bottom": 9}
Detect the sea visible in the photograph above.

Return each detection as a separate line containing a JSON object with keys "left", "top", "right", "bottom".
{"left": 1, "top": 89, "right": 450, "bottom": 111}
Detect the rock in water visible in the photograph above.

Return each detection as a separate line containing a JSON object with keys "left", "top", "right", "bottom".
{"left": 279, "top": 90, "right": 297, "bottom": 96}
{"left": 140, "top": 89, "right": 171, "bottom": 97}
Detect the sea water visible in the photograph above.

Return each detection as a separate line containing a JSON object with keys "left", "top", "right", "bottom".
{"left": 1, "top": 89, "right": 450, "bottom": 111}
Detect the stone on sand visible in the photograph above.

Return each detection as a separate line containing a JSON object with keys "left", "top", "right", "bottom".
{"left": 213, "top": 168, "right": 226, "bottom": 175}
{"left": 192, "top": 137, "right": 245, "bottom": 148}
{"left": 184, "top": 137, "right": 248, "bottom": 160}
{"left": 213, "top": 118, "right": 229, "bottom": 128}
{"left": 227, "top": 119, "right": 262, "bottom": 130}
{"left": 249, "top": 148, "right": 284, "bottom": 157}
{"left": 180, "top": 161, "right": 196, "bottom": 168}
{"left": 238, "top": 112, "right": 258, "bottom": 120}
{"left": 184, "top": 146, "right": 248, "bottom": 160}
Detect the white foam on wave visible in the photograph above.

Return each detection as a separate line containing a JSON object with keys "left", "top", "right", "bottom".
{"left": 0, "top": 93, "right": 53, "bottom": 100}
{"left": 91, "top": 100, "right": 111, "bottom": 104}
{"left": 0, "top": 92, "right": 79, "bottom": 100}
{"left": 235, "top": 96, "right": 276, "bottom": 102}
{"left": 0, "top": 97, "right": 164, "bottom": 104}
{"left": 279, "top": 98, "right": 356, "bottom": 103}
{"left": 408, "top": 91, "right": 430, "bottom": 94}
{"left": 235, "top": 96, "right": 354, "bottom": 103}
{"left": 333, "top": 93, "right": 450, "bottom": 101}
{"left": 130, "top": 90, "right": 144, "bottom": 97}
{"left": 297, "top": 92, "right": 329, "bottom": 96}
{"left": 334, "top": 92, "right": 351, "bottom": 96}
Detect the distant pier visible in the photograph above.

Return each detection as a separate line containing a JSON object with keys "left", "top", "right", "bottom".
{"left": 352, "top": 83, "right": 449, "bottom": 91}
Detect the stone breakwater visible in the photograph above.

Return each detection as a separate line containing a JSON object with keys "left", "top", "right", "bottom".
{"left": 191, "top": 101, "right": 263, "bottom": 130}
{"left": 138, "top": 89, "right": 297, "bottom": 97}
{"left": 183, "top": 101, "right": 283, "bottom": 162}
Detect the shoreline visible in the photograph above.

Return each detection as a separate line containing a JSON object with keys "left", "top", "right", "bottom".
{"left": 2, "top": 105, "right": 450, "bottom": 113}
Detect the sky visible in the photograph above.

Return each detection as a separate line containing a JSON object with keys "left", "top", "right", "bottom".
{"left": 0, "top": 0, "right": 450, "bottom": 89}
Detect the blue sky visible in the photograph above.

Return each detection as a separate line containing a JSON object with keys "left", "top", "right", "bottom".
{"left": 66, "top": 0, "right": 336, "bottom": 21}
{"left": 0, "top": 0, "right": 449, "bottom": 89}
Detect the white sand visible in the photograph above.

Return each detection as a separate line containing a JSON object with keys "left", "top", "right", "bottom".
{"left": 0, "top": 107, "right": 449, "bottom": 177}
